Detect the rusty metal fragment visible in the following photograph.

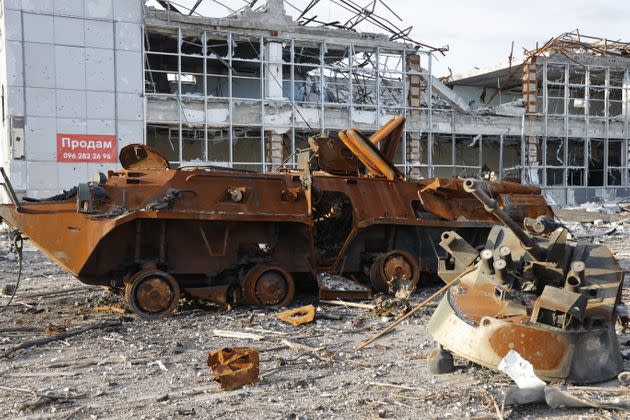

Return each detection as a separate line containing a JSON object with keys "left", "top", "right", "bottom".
{"left": 207, "top": 347, "right": 259, "bottom": 390}
{"left": 428, "top": 178, "right": 624, "bottom": 383}
{"left": 276, "top": 305, "right": 316, "bottom": 326}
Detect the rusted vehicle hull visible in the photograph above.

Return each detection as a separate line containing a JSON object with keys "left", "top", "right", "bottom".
{"left": 0, "top": 119, "right": 554, "bottom": 318}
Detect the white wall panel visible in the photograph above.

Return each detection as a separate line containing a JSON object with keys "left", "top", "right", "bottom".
{"left": 85, "top": 48, "right": 114, "bottom": 91}
{"left": 54, "top": 0, "right": 85, "bottom": 16}
{"left": 25, "top": 87, "right": 55, "bottom": 117}
{"left": 56, "top": 89, "right": 87, "bottom": 119}
{"left": 116, "top": 93, "right": 143, "bottom": 121}
{"left": 87, "top": 118, "right": 116, "bottom": 135}
{"left": 8, "top": 87, "right": 25, "bottom": 116}
{"left": 117, "top": 120, "right": 144, "bottom": 148}
{"left": 5, "top": 9, "right": 23, "bottom": 42}
{"left": 55, "top": 46, "right": 86, "bottom": 90}
{"left": 86, "top": 0, "right": 113, "bottom": 19}
{"left": 114, "top": 0, "right": 143, "bottom": 23}
{"left": 87, "top": 91, "right": 115, "bottom": 119}
{"left": 23, "top": 13, "right": 54, "bottom": 44}
{"left": 24, "top": 43, "right": 55, "bottom": 88}
{"left": 54, "top": 16, "right": 85, "bottom": 47}
{"left": 22, "top": 0, "right": 54, "bottom": 13}
{"left": 56, "top": 117, "right": 87, "bottom": 134}
{"left": 58, "top": 162, "right": 88, "bottom": 189}
{"left": 6, "top": 41, "right": 24, "bottom": 86}
{"left": 85, "top": 20, "right": 113, "bottom": 49}
{"left": 116, "top": 50, "right": 142, "bottom": 93}
{"left": 27, "top": 161, "right": 59, "bottom": 190}
{"left": 115, "top": 22, "right": 142, "bottom": 51}
{"left": 25, "top": 117, "right": 57, "bottom": 161}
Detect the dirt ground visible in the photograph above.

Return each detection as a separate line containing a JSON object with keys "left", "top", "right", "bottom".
{"left": 0, "top": 208, "right": 629, "bottom": 419}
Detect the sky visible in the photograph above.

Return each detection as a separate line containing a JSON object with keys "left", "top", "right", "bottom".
{"left": 146, "top": 0, "right": 630, "bottom": 76}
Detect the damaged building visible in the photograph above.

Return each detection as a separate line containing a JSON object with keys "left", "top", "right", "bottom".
{"left": 0, "top": 0, "right": 629, "bottom": 205}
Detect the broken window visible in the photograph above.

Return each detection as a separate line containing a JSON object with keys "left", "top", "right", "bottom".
{"left": 610, "top": 88, "right": 623, "bottom": 117}
{"left": 232, "top": 127, "right": 263, "bottom": 171}
{"left": 454, "top": 135, "right": 480, "bottom": 178}
{"left": 546, "top": 64, "right": 566, "bottom": 84}
{"left": 181, "top": 128, "right": 205, "bottom": 162}
{"left": 588, "top": 87, "right": 606, "bottom": 117}
{"left": 147, "top": 125, "right": 180, "bottom": 163}
{"left": 547, "top": 85, "right": 565, "bottom": 115}
{"left": 481, "top": 136, "right": 501, "bottom": 178}
{"left": 546, "top": 137, "right": 564, "bottom": 167}
{"left": 502, "top": 136, "right": 521, "bottom": 181}
{"left": 568, "top": 86, "right": 585, "bottom": 115}
{"left": 569, "top": 65, "right": 586, "bottom": 85}
{"left": 432, "top": 134, "right": 454, "bottom": 177}
{"left": 588, "top": 139, "right": 604, "bottom": 186}
{"left": 608, "top": 140, "right": 623, "bottom": 186}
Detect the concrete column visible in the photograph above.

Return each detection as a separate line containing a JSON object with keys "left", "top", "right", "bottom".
{"left": 407, "top": 54, "right": 423, "bottom": 178}
{"left": 265, "top": 42, "right": 283, "bottom": 100}
{"left": 407, "top": 132, "right": 423, "bottom": 179}
{"left": 266, "top": 132, "right": 284, "bottom": 170}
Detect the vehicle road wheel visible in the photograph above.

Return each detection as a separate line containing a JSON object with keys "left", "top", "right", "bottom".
{"left": 125, "top": 269, "right": 180, "bottom": 319}
{"left": 242, "top": 265, "right": 295, "bottom": 307}
{"left": 369, "top": 250, "right": 420, "bottom": 294}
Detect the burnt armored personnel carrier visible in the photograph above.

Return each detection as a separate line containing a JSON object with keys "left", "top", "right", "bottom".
{"left": 0, "top": 117, "right": 552, "bottom": 319}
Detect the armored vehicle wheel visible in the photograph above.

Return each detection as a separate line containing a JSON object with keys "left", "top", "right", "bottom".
{"left": 125, "top": 269, "right": 180, "bottom": 319}
{"left": 242, "top": 265, "right": 295, "bottom": 307}
{"left": 370, "top": 250, "right": 420, "bottom": 294}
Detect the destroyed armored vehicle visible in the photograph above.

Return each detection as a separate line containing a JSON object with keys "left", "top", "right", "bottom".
{"left": 0, "top": 117, "right": 552, "bottom": 319}
{"left": 429, "top": 179, "right": 624, "bottom": 383}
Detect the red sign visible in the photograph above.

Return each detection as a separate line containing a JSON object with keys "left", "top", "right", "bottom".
{"left": 57, "top": 134, "right": 117, "bottom": 163}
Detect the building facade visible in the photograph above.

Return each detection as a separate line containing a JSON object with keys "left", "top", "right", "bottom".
{"left": 0, "top": 1, "right": 629, "bottom": 205}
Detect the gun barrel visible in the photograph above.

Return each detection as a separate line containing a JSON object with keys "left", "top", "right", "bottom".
{"left": 463, "top": 178, "right": 545, "bottom": 260}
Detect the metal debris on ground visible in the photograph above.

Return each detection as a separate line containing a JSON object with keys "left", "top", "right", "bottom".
{"left": 428, "top": 178, "right": 625, "bottom": 383}
{"left": 276, "top": 305, "right": 316, "bottom": 326}
{"left": 371, "top": 295, "right": 411, "bottom": 318}
{"left": 207, "top": 347, "right": 260, "bottom": 391}
{"left": 498, "top": 350, "right": 546, "bottom": 405}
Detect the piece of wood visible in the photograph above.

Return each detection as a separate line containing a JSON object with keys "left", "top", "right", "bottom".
{"left": 212, "top": 329, "right": 264, "bottom": 341}
{"left": 243, "top": 327, "right": 288, "bottom": 336}
{"left": 369, "top": 381, "right": 420, "bottom": 391}
{"left": 356, "top": 266, "right": 474, "bottom": 350}
{"left": 93, "top": 305, "right": 127, "bottom": 315}
{"left": 0, "top": 320, "right": 122, "bottom": 359}
{"left": 18, "top": 286, "right": 98, "bottom": 300}
{"left": 319, "top": 299, "right": 375, "bottom": 310}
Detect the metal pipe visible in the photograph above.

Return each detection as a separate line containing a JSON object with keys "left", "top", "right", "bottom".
{"left": 565, "top": 260, "right": 585, "bottom": 292}
{"left": 463, "top": 178, "right": 545, "bottom": 260}
{"left": 493, "top": 258, "right": 507, "bottom": 283}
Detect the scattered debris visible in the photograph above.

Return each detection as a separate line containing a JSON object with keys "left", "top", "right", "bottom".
{"left": 544, "top": 386, "right": 630, "bottom": 409}
{"left": 276, "top": 305, "right": 316, "bottom": 326}
{"left": 93, "top": 305, "right": 127, "bottom": 315}
{"left": 319, "top": 299, "right": 375, "bottom": 310}
{"left": 372, "top": 295, "right": 411, "bottom": 317}
{"left": 498, "top": 350, "right": 546, "bottom": 405}
{"left": 207, "top": 348, "right": 259, "bottom": 390}
{"left": 212, "top": 330, "right": 264, "bottom": 341}
{"left": 0, "top": 320, "right": 122, "bottom": 359}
